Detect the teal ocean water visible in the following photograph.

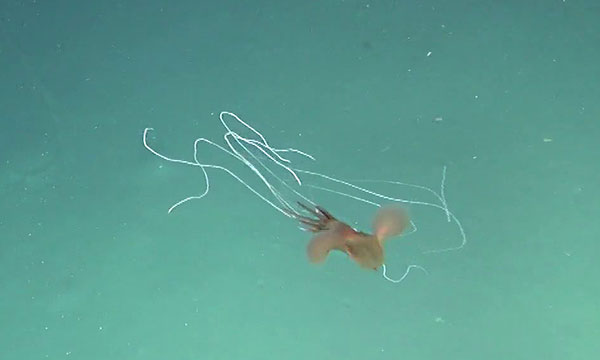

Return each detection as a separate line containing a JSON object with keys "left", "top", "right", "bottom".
{"left": 1, "top": 1, "right": 598, "bottom": 359}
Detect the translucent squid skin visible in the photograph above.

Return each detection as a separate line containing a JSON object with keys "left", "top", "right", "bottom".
{"left": 289, "top": 202, "right": 409, "bottom": 270}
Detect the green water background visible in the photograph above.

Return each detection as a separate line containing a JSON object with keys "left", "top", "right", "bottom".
{"left": 1, "top": 1, "right": 599, "bottom": 359}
